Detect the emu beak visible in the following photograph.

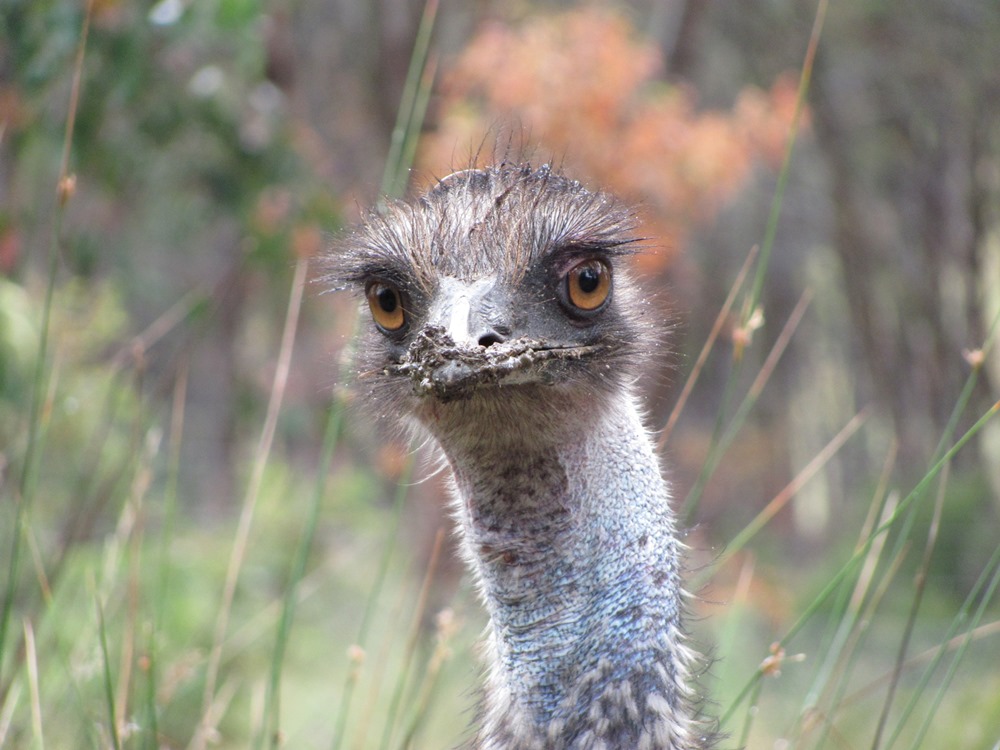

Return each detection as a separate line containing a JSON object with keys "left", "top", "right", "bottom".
{"left": 446, "top": 292, "right": 473, "bottom": 345}
{"left": 426, "top": 277, "right": 507, "bottom": 349}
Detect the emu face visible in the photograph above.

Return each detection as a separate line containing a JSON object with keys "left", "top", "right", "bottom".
{"left": 332, "top": 164, "right": 653, "bottom": 420}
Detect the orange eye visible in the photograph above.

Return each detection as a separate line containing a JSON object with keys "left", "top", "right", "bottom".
{"left": 566, "top": 259, "right": 611, "bottom": 311}
{"left": 366, "top": 281, "right": 406, "bottom": 331}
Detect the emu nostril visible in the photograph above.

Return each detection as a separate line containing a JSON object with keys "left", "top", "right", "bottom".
{"left": 477, "top": 332, "right": 506, "bottom": 348}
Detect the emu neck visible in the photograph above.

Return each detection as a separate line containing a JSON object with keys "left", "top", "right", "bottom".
{"left": 428, "top": 390, "right": 699, "bottom": 749}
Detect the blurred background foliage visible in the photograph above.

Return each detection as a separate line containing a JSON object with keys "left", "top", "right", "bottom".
{"left": 1, "top": 0, "right": 999, "bottom": 748}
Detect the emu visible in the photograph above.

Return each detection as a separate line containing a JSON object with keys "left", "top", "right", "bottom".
{"left": 328, "top": 163, "right": 709, "bottom": 749}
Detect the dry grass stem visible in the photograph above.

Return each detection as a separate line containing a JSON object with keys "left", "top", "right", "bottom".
{"left": 192, "top": 257, "right": 308, "bottom": 750}
{"left": 700, "top": 407, "right": 870, "bottom": 588}
{"left": 22, "top": 620, "right": 43, "bottom": 749}
{"left": 377, "top": 528, "right": 447, "bottom": 750}
{"left": 658, "top": 244, "right": 759, "bottom": 451}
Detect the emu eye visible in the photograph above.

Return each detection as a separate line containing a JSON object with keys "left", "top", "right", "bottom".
{"left": 366, "top": 281, "right": 406, "bottom": 332}
{"left": 565, "top": 259, "right": 612, "bottom": 312}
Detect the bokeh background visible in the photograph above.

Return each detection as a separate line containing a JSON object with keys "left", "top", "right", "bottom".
{"left": 2, "top": 1, "right": 999, "bottom": 748}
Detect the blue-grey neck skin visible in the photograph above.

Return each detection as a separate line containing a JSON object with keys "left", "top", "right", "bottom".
{"left": 414, "top": 387, "right": 704, "bottom": 749}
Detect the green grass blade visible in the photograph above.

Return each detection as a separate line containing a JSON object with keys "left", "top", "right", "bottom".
{"left": 258, "top": 384, "right": 346, "bottom": 749}
{"left": 697, "top": 405, "right": 865, "bottom": 589}
{"left": 682, "top": 291, "right": 811, "bottom": 522}
{"left": 329, "top": 459, "right": 413, "bottom": 750}
{"left": 897, "top": 544, "right": 1000, "bottom": 749}
{"left": 96, "top": 595, "right": 121, "bottom": 750}
{"left": 397, "top": 52, "right": 438, "bottom": 195}
{"left": 744, "top": 0, "right": 827, "bottom": 320}
{"left": 680, "top": 354, "right": 744, "bottom": 520}
{"left": 691, "top": 0, "right": 827, "bottom": 531}
{"left": 808, "top": 540, "right": 909, "bottom": 750}
{"left": 143, "top": 360, "right": 188, "bottom": 750}
{"left": 193, "top": 257, "right": 306, "bottom": 749}
{"left": 870, "top": 466, "right": 948, "bottom": 750}
{"left": 0, "top": 0, "right": 94, "bottom": 693}
{"left": 659, "top": 244, "right": 759, "bottom": 453}
{"left": 869, "top": 304, "right": 1000, "bottom": 747}
{"left": 721, "top": 399, "right": 1000, "bottom": 727}
{"left": 805, "top": 464, "right": 899, "bottom": 749}
{"left": 736, "top": 676, "right": 765, "bottom": 747}
{"left": 393, "top": 608, "right": 459, "bottom": 749}
{"left": 380, "top": 0, "right": 439, "bottom": 200}
{"left": 141, "top": 622, "right": 158, "bottom": 750}
{"left": 377, "top": 529, "right": 445, "bottom": 750}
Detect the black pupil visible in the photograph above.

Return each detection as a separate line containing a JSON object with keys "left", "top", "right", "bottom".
{"left": 377, "top": 287, "right": 398, "bottom": 312}
{"left": 578, "top": 266, "right": 601, "bottom": 294}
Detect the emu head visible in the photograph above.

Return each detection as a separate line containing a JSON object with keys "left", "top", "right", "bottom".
{"left": 327, "top": 163, "right": 658, "bottom": 439}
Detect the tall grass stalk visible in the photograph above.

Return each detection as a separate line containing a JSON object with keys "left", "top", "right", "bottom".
{"left": 140, "top": 620, "right": 157, "bottom": 750}
{"left": 142, "top": 358, "right": 189, "bottom": 749}
{"left": 376, "top": 529, "right": 446, "bottom": 750}
{"left": 260, "top": 35, "right": 437, "bottom": 717}
{"left": 695, "top": 405, "right": 868, "bottom": 591}
{"left": 680, "top": 302, "right": 791, "bottom": 518}
{"left": 679, "top": 342, "right": 744, "bottom": 520}
{"left": 394, "top": 607, "right": 460, "bottom": 749}
{"left": 256, "top": 382, "right": 343, "bottom": 750}
{"left": 869, "top": 465, "right": 948, "bottom": 750}
{"left": 743, "top": 0, "right": 827, "bottom": 320}
{"left": 21, "top": 621, "right": 41, "bottom": 750}
{"left": 934, "top": 297, "right": 1000, "bottom": 460}
{"left": 658, "top": 244, "right": 758, "bottom": 452}
{"left": 329, "top": 465, "right": 413, "bottom": 750}
{"left": 803, "top": 450, "right": 899, "bottom": 748}
{"left": 819, "top": 548, "right": 1000, "bottom": 747}
{"left": 720, "top": 398, "right": 1000, "bottom": 730}
{"left": 736, "top": 672, "right": 766, "bottom": 747}
{"left": 861, "top": 306, "right": 1000, "bottom": 746}
{"left": 0, "top": 683, "right": 18, "bottom": 745}
{"left": 380, "top": 0, "right": 439, "bottom": 202}
{"left": 682, "top": 290, "right": 814, "bottom": 521}
{"left": 95, "top": 593, "right": 121, "bottom": 750}
{"left": 399, "top": 51, "right": 438, "bottom": 182}
{"left": 676, "top": 0, "right": 827, "bottom": 532}
{"left": 157, "top": 357, "right": 189, "bottom": 615}
{"left": 905, "top": 556, "right": 1000, "bottom": 749}
{"left": 918, "top": 307, "right": 999, "bottom": 485}
{"left": 104, "top": 364, "right": 152, "bottom": 744}
{"left": 23, "top": 527, "right": 53, "bottom": 608}
{"left": 0, "top": 0, "right": 94, "bottom": 692}
{"left": 804, "top": 532, "right": 909, "bottom": 748}
{"left": 192, "top": 256, "right": 308, "bottom": 750}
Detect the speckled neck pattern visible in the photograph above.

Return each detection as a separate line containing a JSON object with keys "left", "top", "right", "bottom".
{"left": 428, "top": 389, "right": 704, "bottom": 749}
